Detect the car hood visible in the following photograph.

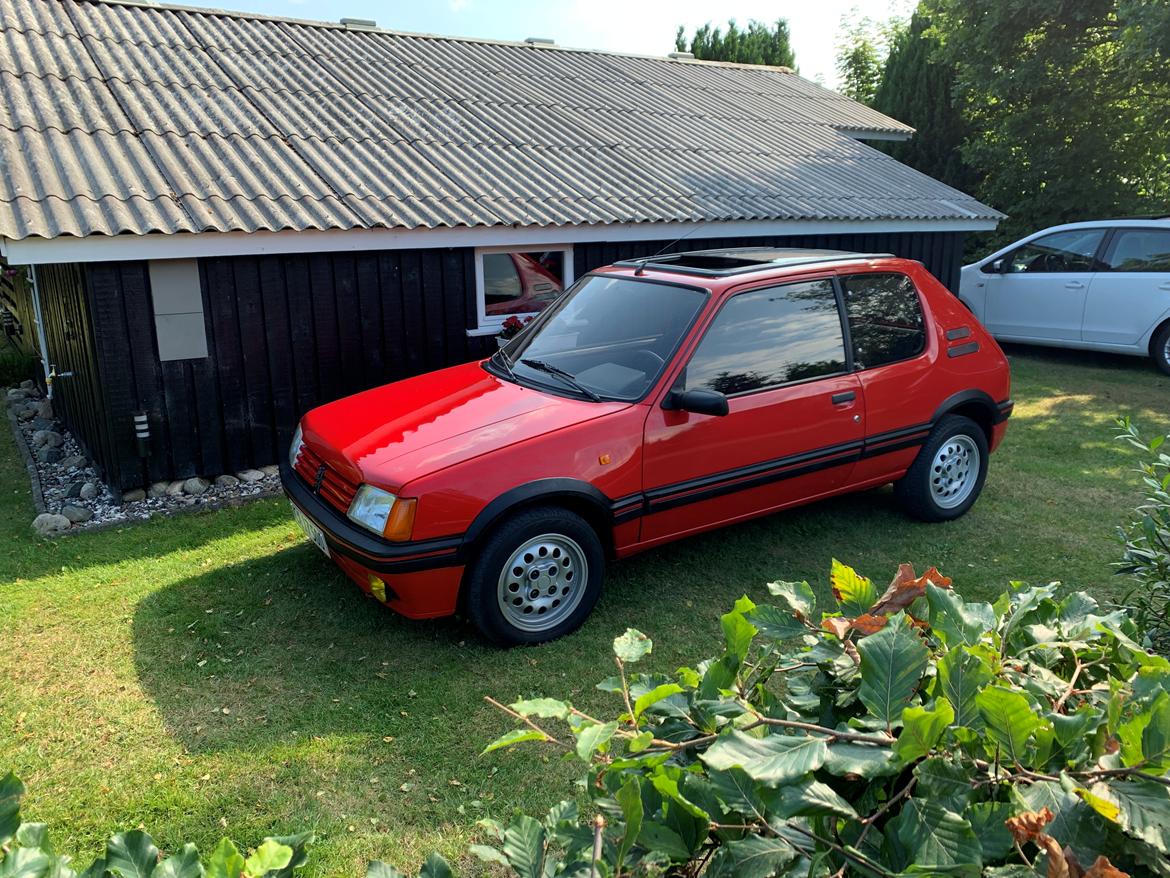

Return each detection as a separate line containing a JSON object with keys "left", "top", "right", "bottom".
{"left": 300, "top": 361, "right": 631, "bottom": 490}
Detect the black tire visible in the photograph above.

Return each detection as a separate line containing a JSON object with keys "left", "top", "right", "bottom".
{"left": 463, "top": 506, "right": 605, "bottom": 646}
{"left": 894, "top": 415, "right": 989, "bottom": 522}
{"left": 1152, "top": 322, "right": 1170, "bottom": 377}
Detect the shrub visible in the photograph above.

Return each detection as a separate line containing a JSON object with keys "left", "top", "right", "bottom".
{"left": 0, "top": 773, "right": 313, "bottom": 878}
{"left": 377, "top": 561, "right": 1170, "bottom": 878}
{"left": 1116, "top": 417, "right": 1170, "bottom": 653}
{"left": 0, "top": 348, "right": 38, "bottom": 388}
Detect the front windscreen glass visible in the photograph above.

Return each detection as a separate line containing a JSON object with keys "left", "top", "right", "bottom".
{"left": 491, "top": 275, "right": 708, "bottom": 401}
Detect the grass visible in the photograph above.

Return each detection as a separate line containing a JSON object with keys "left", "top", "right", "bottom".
{"left": 2, "top": 344, "right": 1169, "bottom": 875}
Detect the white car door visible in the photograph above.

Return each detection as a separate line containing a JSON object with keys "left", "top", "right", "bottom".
{"left": 983, "top": 228, "right": 1107, "bottom": 341}
{"left": 1083, "top": 228, "right": 1170, "bottom": 346}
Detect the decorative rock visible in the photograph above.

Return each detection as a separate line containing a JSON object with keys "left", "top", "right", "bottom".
{"left": 166, "top": 480, "right": 186, "bottom": 497}
{"left": 123, "top": 488, "right": 147, "bottom": 503}
{"left": 79, "top": 482, "right": 98, "bottom": 501}
{"left": 30, "top": 418, "right": 55, "bottom": 431}
{"left": 35, "top": 399, "right": 52, "bottom": 419}
{"left": 148, "top": 481, "right": 170, "bottom": 498}
{"left": 183, "top": 476, "right": 210, "bottom": 496}
{"left": 32, "top": 512, "right": 71, "bottom": 536}
{"left": 61, "top": 504, "right": 93, "bottom": 524}
{"left": 259, "top": 464, "right": 280, "bottom": 477}
{"left": 6, "top": 388, "right": 28, "bottom": 401}
{"left": 214, "top": 474, "right": 240, "bottom": 488}
{"left": 64, "top": 481, "right": 84, "bottom": 499}
{"left": 16, "top": 408, "right": 35, "bottom": 422}
{"left": 59, "top": 454, "right": 87, "bottom": 469}
{"left": 19, "top": 379, "right": 35, "bottom": 391}
{"left": 237, "top": 469, "right": 265, "bottom": 483}
{"left": 36, "top": 446, "right": 62, "bottom": 464}
{"left": 32, "top": 430, "right": 63, "bottom": 448}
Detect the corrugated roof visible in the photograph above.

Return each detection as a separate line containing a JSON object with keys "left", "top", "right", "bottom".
{"left": 0, "top": 0, "right": 1001, "bottom": 240}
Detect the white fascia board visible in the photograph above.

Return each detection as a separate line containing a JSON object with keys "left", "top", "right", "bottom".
{"left": 842, "top": 130, "right": 914, "bottom": 142}
{"left": 2, "top": 218, "right": 999, "bottom": 266}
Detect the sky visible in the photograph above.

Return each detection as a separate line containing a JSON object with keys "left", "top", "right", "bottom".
{"left": 187, "top": 0, "right": 913, "bottom": 88}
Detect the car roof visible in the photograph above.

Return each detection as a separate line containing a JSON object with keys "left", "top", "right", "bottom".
{"left": 612, "top": 247, "right": 893, "bottom": 279}
{"left": 1033, "top": 218, "right": 1170, "bottom": 233}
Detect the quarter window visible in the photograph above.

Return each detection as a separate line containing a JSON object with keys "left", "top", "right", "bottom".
{"left": 1004, "top": 229, "right": 1107, "bottom": 273}
{"left": 1104, "top": 229, "right": 1170, "bottom": 272}
{"left": 841, "top": 273, "right": 926, "bottom": 369}
{"left": 683, "top": 279, "right": 846, "bottom": 395}
{"left": 474, "top": 247, "right": 573, "bottom": 332}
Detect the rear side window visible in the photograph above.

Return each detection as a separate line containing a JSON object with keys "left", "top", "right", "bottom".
{"left": 1104, "top": 229, "right": 1170, "bottom": 272}
{"left": 841, "top": 273, "right": 926, "bottom": 369}
{"left": 683, "top": 279, "right": 846, "bottom": 395}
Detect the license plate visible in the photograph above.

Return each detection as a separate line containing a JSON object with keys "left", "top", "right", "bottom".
{"left": 292, "top": 505, "right": 330, "bottom": 558}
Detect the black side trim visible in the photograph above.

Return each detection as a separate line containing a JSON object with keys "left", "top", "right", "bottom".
{"left": 946, "top": 326, "right": 971, "bottom": 341}
{"left": 281, "top": 462, "right": 463, "bottom": 574}
{"left": 947, "top": 341, "right": 980, "bottom": 358}
{"left": 996, "top": 399, "right": 1014, "bottom": 423}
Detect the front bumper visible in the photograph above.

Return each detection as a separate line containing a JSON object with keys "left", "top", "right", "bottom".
{"left": 280, "top": 461, "right": 465, "bottom": 618}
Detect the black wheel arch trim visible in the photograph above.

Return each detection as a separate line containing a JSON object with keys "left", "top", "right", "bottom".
{"left": 932, "top": 389, "right": 1012, "bottom": 428}
{"left": 463, "top": 478, "right": 621, "bottom": 548}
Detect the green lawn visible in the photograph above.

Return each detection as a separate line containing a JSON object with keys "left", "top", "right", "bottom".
{"left": 2, "top": 345, "right": 1168, "bottom": 876}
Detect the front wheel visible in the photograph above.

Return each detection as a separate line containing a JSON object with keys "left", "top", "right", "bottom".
{"left": 463, "top": 506, "right": 605, "bottom": 646}
{"left": 1152, "top": 322, "right": 1170, "bottom": 377}
{"left": 894, "top": 415, "right": 989, "bottom": 522}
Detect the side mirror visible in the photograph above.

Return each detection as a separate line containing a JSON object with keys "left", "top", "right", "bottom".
{"left": 984, "top": 258, "right": 1006, "bottom": 274}
{"left": 663, "top": 389, "right": 729, "bottom": 417}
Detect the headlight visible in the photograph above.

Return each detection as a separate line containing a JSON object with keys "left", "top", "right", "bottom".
{"left": 289, "top": 423, "right": 304, "bottom": 469}
{"left": 347, "top": 484, "right": 397, "bottom": 535}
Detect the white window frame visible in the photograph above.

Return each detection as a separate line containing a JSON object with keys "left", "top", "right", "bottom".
{"left": 468, "top": 244, "right": 574, "bottom": 336}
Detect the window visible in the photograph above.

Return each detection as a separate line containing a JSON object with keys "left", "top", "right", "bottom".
{"left": 474, "top": 246, "right": 573, "bottom": 332}
{"left": 149, "top": 259, "right": 208, "bottom": 361}
{"left": 1004, "top": 229, "right": 1107, "bottom": 274}
{"left": 682, "top": 279, "right": 845, "bottom": 396}
{"left": 840, "top": 273, "right": 926, "bottom": 369}
{"left": 1104, "top": 229, "right": 1170, "bottom": 272}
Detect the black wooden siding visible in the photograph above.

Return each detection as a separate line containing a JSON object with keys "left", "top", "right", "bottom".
{"left": 36, "top": 230, "right": 964, "bottom": 490}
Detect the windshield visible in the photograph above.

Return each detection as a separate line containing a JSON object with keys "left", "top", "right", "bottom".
{"left": 491, "top": 274, "right": 708, "bottom": 401}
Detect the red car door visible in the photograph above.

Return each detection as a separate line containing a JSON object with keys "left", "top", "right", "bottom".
{"left": 640, "top": 277, "right": 864, "bottom": 544}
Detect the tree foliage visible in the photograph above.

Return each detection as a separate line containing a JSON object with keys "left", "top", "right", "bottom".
{"left": 384, "top": 562, "right": 1170, "bottom": 878}
{"left": 674, "top": 20, "right": 796, "bottom": 68}
{"left": 835, "top": 14, "right": 902, "bottom": 107}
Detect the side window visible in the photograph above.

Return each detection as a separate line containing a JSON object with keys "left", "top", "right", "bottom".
{"left": 1005, "top": 229, "right": 1106, "bottom": 273}
{"left": 1104, "top": 229, "right": 1170, "bottom": 272}
{"left": 841, "top": 273, "right": 926, "bottom": 370}
{"left": 474, "top": 247, "right": 572, "bottom": 332}
{"left": 683, "top": 279, "right": 845, "bottom": 395}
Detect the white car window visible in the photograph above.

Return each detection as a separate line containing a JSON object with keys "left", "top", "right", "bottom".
{"left": 1105, "top": 230, "right": 1170, "bottom": 272}
{"left": 1005, "top": 229, "right": 1106, "bottom": 274}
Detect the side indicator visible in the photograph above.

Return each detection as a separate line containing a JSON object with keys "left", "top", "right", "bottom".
{"left": 598, "top": 453, "right": 611, "bottom": 465}
{"left": 383, "top": 498, "right": 417, "bottom": 542}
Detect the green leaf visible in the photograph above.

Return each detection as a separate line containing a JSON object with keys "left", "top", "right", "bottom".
{"left": 467, "top": 846, "right": 509, "bottom": 869}
{"left": 893, "top": 798, "right": 982, "bottom": 869}
{"left": 262, "top": 833, "right": 310, "bottom": 877}
{"left": 15, "top": 823, "right": 50, "bottom": 852}
{"left": 637, "top": 822, "right": 691, "bottom": 860}
{"left": 575, "top": 721, "right": 618, "bottom": 761}
{"left": 926, "top": 585, "right": 995, "bottom": 648}
{"left": 628, "top": 731, "right": 653, "bottom": 753}
{"left": 502, "top": 815, "right": 545, "bottom": 878}
{"left": 614, "top": 778, "right": 644, "bottom": 875}
{"left": 765, "top": 580, "right": 815, "bottom": 618}
{"left": 1086, "top": 779, "right": 1170, "bottom": 855}
{"left": 509, "top": 698, "right": 569, "bottom": 719}
{"left": 822, "top": 742, "right": 899, "bottom": 779}
{"left": 105, "top": 831, "right": 159, "bottom": 878}
{"left": 153, "top": 845, "right": 204, "bottom": 878}
{"left": 1142, "top": 691, "right": 1170, "bottom": 770}
{"left": 243, "top": 841, "right": 292, "bottom": 878}
{"left": 965, "top": 802, "right": 1014, "bottom": 862}
{"left": 481, "top": 728, "right": 548, "bottom": 755}
{"left": 613, "top": 629, "right": 652, "bottom": 663}
{"left": 914, "top": 757, "right": 974, "bottom": 813}
{"left": 206, "top": 839, "right": 245, "bottom": 878}
{"left": 0, "top": 848, "right": 53, "bottom": 878}
{"left": 894, "top": 699, "right": 955, "bottom": 763}
{"left": 364, "top": 864, "right": 407, "bottom": 878}
{"left": 721, "top": 597, "right": 757, "bottom": 660}
{"left": 765, "top": 779, "right": 858, "bottom": 820}
{"left": 976, "top": 686, "right": 1042, "bottom": 764}
{"left": 857, "top": 612, "right": 929, "bottom": 727}
{"left": 830, "top": 558, "right": 877, "bottom": 616}
{"left": 634, "top": 684, "right": 684, "bottom": 720}
{"left": 701, "top": 730, "right": 828, "bottom": 786}
{"left": 1013, "top": 780, "right": 1104, "bottom": 864}
{"left": 77, "top": 857, "right": 108, "bottom": 878}
{"left": 744, "top": 605, "right": 806, "bottom": 642}
{"left": 417, "top": 853, "right": 452, "bottom": 878}
{"left": 0, "top": 772, "right": 24, "bottom": 847}
{"left": 722, "top": 835, "right": 797, "bottom": 878}
{"left": 708, "top": 767, "right": 767, "bottom": 817}
{"left": 937, "top": 647, "right": 993, "bottom": 730}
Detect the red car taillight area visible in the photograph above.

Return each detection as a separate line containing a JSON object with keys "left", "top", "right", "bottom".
{"left": 293, "top": 443, "right": 360, "bottom": 514}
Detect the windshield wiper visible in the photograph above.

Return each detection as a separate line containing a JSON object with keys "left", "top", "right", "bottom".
{"left": 519, "top": 358, "right": 602, "bottom": 402}
{"left": 492, "top": 347, "right": 517, "bottom": 382}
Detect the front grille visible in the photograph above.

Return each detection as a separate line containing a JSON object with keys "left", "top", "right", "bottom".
{"left": 294, "top": 445, "right": 360, "bottom": 514}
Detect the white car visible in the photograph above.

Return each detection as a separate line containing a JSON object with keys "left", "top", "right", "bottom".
{"left": 958, "top": 219, "right": 1170, "bottom": 375}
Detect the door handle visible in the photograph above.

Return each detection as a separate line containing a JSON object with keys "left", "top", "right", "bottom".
{"left": 1159, "top": 282, "right": 1170, "bottom": 291}
{"left": 1065, "top": 281, "right": 1085, "bottom": 290}
{"left": 831, "top": 391, "right": 856, "bottom": 405}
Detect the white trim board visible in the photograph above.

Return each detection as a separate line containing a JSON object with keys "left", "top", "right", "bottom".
{"left": 1, "top": 218, "right": 998, "bottom": 266}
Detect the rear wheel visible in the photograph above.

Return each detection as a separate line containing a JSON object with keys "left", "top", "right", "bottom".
{"left": 464, "top": 506, "right": 605, "bottom": 646}
{"left": 894, "top": 415, "right": 989, "bottom": 522}
{"left": 1152, "top": 322, "right": 1170, "bottom": 376}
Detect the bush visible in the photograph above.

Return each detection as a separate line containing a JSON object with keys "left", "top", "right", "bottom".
{"left": 378, "top": 561, "right": 1170, "bottom": 878}
{"left": 0, "top": 347, "right": 38, "bottom": 388}
{"left": 1116, "top": 417, "right": 1170, "bottom": 653}
{"left": 0, "top": 773, "right": 313, "bottom": 878}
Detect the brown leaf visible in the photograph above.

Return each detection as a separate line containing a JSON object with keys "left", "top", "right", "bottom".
{"left": 869, "top": 564, "right": 953, "bottom": 616}
{"left": 850, "top": 613, "right": 889, "bottom": 635}
{"left": 821, "top": 617, "right": 851, "bottom": 639}
{"left": 1006, "top": 807, "right": 1054, "bottom": 844}
{"left": 1035, "top": 834, "right": 1069, "bottom": 878}
{"left": 1082, "top": 856, "right": 1130, "bottom": 878}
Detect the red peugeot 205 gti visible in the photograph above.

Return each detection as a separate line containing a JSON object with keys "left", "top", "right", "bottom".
{"left": 282, "top": 249, "right": 1012, "bottom": 645}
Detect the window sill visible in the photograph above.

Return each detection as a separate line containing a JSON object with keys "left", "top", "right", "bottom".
{"left": 466, "top": 326, "right": 504, "bottom": 338}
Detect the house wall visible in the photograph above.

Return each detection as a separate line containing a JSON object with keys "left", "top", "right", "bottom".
{"left": 1, "top": 266, "right": 39, "bottom": 359}
{"left": 44, "top": 230, "right": 964, "bottom": 491}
